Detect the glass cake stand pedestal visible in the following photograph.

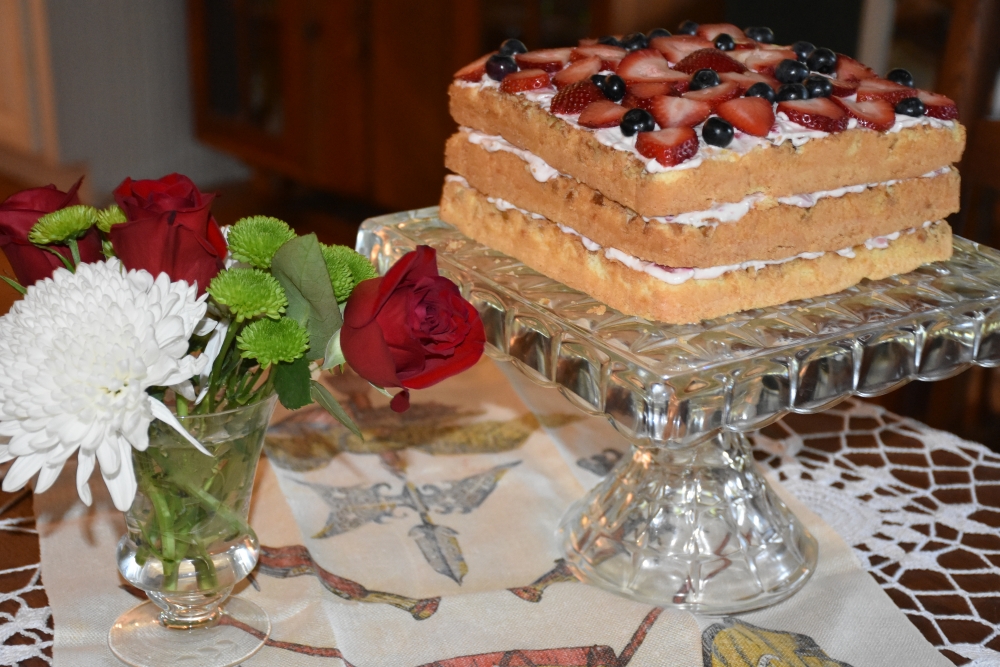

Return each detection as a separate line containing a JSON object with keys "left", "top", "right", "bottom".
{"left": 358, "top": 208, "right": 1000, "bottom": 614}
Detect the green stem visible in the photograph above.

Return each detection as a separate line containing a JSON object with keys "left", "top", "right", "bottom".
{"left": 176, "top": 394, "right": 189, "bottom": 417}
{"left": 207, "top": 324, "right": 239, "bottom": 411}
{"left": 37, "top": 245, "right": 74, "bottom": 271}
{"left": 68, "top": 238, "right": 81, "bottom": 268}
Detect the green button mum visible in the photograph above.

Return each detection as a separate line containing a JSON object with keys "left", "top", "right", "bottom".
{"left": 95, "top": 204, "right": 127, "bottom": 233}
{"left": 227, "top": 216, "right": 296, "bottom": 269}
{"left": 207, "top": 268, "right": 287, "bottom": 322}
{"left": 30, "top": 205, "right": 98, "bottom": 244}
{"left": 237, "top": 317, "right": 309, "bottom": 368}
{"left": 321, "top": 244, "right": 378, "bottom": 302}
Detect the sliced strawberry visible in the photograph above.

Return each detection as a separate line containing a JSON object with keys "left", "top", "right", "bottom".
{"left": 717, "top": 96, "right": 775, "bottom": 136}
{"left": 635, "top": 127, "right": 699, "bottom": 166}
{"left": 454, "top": 52, "right": 493, "bottom": 82}
{"left": 571, "top": 44, "right": 626, "bottom": 71}
{"left": 828, "top": 77, "right": 859, "bottom": 97}
{"left": 719, "top": 71, "right": 779, "bottom": 92}
{"left": 673, "top": 48, "right": 747, "bottom": 74}
{"left": 621, "top": 93, "right": 656, "bottom": 111}
{"left": 732, "top": 38, "right": 759, "bottom": 50}
{"left": 499, "top": 69, "right": 551, "bottom": 94}
{"left": 831, "top": 96, "right": 895, "bottom": 131}
{"left": 616, "top": 48, "right": 689, "bottom": 86}
{"left": 648, "top": 95, "right": 712, "bottom": 128}
{"left": 855, "top": 78, "right": 913, "bottom": 105}
{"left": 917, "top": 90, "right": 959, "bottom": 120}
{"left": 550, "top": 80, "right": 605, "bottom": 115}
{"left": 682, "top": 81, "right": 741, "bottom": 111}
{"left": 696, "top": 23, "right": 746, "bottom": 41}
{"left": 578, "top": 100, "right": 628, "bottom": 128}
{"left": 622, "top": 81, "right": 677, "bottom": 109}
{"left": 730, "top": 48, "right": 797, "bottom": 75}
{"left": 834, "top": 54, "right": 878, "bottom": 83}
{"left": 777, "top": 98, "right": 849, "bottom": 132}
{"left": 515, "top": 48, "right": 573, "bottom": 73}
{"left": 553, "top": 56, "right": 602, "bottom": 89}
{"left": 650, "top": 35, "right": 713, "bottom": 63}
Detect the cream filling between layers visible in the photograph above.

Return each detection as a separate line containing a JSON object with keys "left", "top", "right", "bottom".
{"left": 445, "top": 175, "right": 939, "bottom": 286}
{"left": 459, "top": 127, "right": 951, "bottom": 228}
{"left": 456, "top": 75, "right": 956, "bottom": 175}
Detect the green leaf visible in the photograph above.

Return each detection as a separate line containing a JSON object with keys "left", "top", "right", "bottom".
{"left": 0, "top": 275, "right": 26, "bottom": 295}
{"left": 270, "top": 234, "right": 343, "bottom": 361}
{"left": 273, "top": 356, "right": 312, "bottom": 409}
{"left": 310, "top": 380, "right": 363, "bottom": 439}
{"left": 320, "top": 329, "right": 346, "bottom": 370}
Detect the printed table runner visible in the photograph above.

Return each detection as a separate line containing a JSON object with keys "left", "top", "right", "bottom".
{"left": 24, "top": 358, "right": 991, "bottom": 665}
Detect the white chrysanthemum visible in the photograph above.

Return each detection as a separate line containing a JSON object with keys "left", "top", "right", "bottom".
{"left": 0, "top": 259, "right": 209, "bottom": 511}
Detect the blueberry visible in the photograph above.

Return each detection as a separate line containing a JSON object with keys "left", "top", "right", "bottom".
{"left": 775, "top": 59, "right": 809, "bottom": 84}
{"left": 745, "top": 81, "right": 776, "bottom": 103}
{"left": 678, "top": 20, "right": 699, "bottom": 35}
{"left": 806, "top": 47, "right": 837, "bottom": 74}
{"left": 592, "top": 73, "right": 626, "bottom": 102}
{"left": 714, "top": 33, "right": 736, "bottom": 51}
{"left": 745, "top": 26, "right": 775, "bottom": 44}
{"left": 647, "top": 27, "right": 671, "bottom": 39}
{"left": 620, "top": 108, "right": 656, "bottom": 137}
{"left": 776, "top": 83, "right": 809, "bottom": 101}
{"left": 887, "top": 68, "right": 915, "bottom": 87}
{"left": 792, "top": 41, "right": 815, "bottom": 62}
{"left": 622, "top": 32, "right": 649, "bottom": 51}
{"left": 486, "top": 54, "right": 518, "bottom": 81}
{"left": 598, "top": 35, "right": 623, "bottom": 47}
{"left": 690, "top": 68, "right": 721, "bottom": 91}
{"left": 895, "top": 96, "right": 925, "bottom": 117}
{"left": 498, "top": 39, "right": 527, "bottom": 56}
{"left": 703, "top": 117, "right": 734, "bottom": 147}
{"left": 803, "top": 74, "right": 833, "bottom": 98}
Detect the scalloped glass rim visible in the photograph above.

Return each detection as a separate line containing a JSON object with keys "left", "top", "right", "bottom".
{"left": 358, "top": 208, "right": 1000, "bottom": 447}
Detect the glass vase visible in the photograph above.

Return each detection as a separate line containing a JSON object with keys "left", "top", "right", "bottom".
{"left": 108, "top": 394, "right": 278, "bottom": 667}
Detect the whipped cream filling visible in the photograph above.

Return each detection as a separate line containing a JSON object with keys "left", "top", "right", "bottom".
{"left": 457, "top": 74, "right": 956, "bottom": 174}
{"left": 448, "top": 173, "right": 940, "bottom": 286}
{"left": 459, "top": 127, "right": 951, "bottom": 228}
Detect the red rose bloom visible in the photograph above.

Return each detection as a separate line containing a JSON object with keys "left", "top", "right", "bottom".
{"left": 109, "top": 173, "right": 227, "bottom": 293}
{"left": 341, "top": 245, "right": 485, "bottom": 411}
{"left": 0, "top": 178, "right": 102, "bottom": 286}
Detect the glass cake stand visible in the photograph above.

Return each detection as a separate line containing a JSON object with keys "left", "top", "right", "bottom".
{"left": 357, "top": 207, "right": 1000, "bottom": 614}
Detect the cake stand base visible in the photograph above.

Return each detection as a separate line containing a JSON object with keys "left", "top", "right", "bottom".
{"left": 557, "top": 431, "right": 818, "bottom": 614}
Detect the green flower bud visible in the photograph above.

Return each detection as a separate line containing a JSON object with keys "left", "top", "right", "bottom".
{"left": 207, "top": 267, "right": 287, "bottom": 322}
{"left": 237, "top": 317, "right": 309, "bottom": 368}
{"left": 227, "top": 215, "right": 296, "bottom": 269}
{"left": 29, "top": 205, "right": 98, "bottom": 244}
{"left": 321, "top": 244, "right": 378, "bottom": 302}
{"left": 95, "top": 204, "right": 127, "bottom": 233}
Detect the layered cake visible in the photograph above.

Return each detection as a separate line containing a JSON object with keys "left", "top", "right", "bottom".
{"left": 439, "top": 22, "right": 965, "bottom": 323}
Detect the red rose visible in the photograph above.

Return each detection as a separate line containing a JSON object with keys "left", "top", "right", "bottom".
{"left": 109, "top": 173, "right": 227, "bottom": 293}
{"left": 0, "top": 178, "right": 102, "bottom": 286}
{"left": 341, "top": 245, "right": 485, "bottom": 412}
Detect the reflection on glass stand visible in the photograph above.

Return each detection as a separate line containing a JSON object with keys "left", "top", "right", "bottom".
{"left": 358, "top": 208, "right": 1000, "bottom": 614}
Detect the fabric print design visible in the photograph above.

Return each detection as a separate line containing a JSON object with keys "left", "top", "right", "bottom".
{"left": 301, "top": 462, "right": 520, "bottom": 583}
{"left": 265, "top": 370, "right": 579, "bottom": 472}
{"left": 256, "top": 545, "right": 441, "bottom": 619}
{"left": 702, "top": 618, "right": 854, "bottom": 667}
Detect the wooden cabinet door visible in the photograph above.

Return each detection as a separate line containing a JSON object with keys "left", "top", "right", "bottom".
{"left": 0, "top": 0, "right": 35, "bottom": 154}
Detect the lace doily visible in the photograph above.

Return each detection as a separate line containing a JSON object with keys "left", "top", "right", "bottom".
{"left": 753, "top": 398, "right": 1000, "bottom": 667}
{"left": 0, "top": 483, "right": 52, "bottom": 667}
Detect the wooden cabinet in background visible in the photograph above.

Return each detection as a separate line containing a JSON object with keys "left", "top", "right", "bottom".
{"left": 188, "top": 0, "right": 480, "bottom": 210}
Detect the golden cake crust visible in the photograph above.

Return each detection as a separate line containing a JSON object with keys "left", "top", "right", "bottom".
{"left": 445, "top": 131, "right": 961, "bottom": 268}
{"left": 439, "top": 179, "right": 953, "bottom": 324}
{"left": 448, "top": 82, "right": 966, "bottom": 218}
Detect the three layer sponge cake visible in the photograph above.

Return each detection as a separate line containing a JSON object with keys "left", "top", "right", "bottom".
{"left": 440, "top": 22, "right": 965, "bottom": 323}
